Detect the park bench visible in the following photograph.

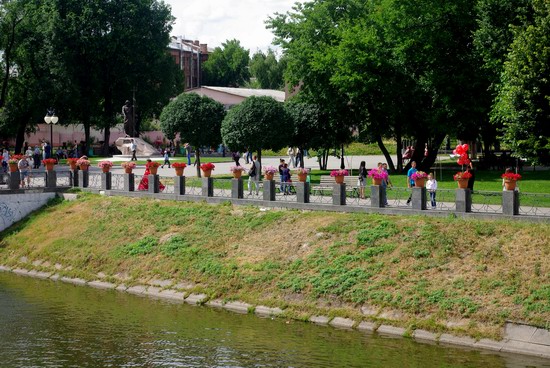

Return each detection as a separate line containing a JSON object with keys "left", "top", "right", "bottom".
{"left": 312, "top": 175, "right": 361, "bottom": 198}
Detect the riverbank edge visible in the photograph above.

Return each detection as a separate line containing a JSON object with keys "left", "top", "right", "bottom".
{"left": 1, "top": 264, "right": 549, "bottom": 360}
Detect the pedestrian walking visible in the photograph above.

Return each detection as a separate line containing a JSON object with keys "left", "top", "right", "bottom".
{"left": 161, "top": 150, "right": 171, "bottom": 168}
{"left": 130, "top": 139, "right": 137, "bottom": 161}
{"left": 247, "top": 155, "right": 261, "bottom": 195}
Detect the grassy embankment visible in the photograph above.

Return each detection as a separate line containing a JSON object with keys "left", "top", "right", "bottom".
{"left": 1, "top": 193, "right": 548, "bottom": 339}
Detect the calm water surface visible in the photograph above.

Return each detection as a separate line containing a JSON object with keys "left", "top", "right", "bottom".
{"left": 0, "top": 273, "right": 549, "bottom": 368}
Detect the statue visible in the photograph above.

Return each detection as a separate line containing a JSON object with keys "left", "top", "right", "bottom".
{"left": 122, "top": 100, "right": 135, "bottom": 137}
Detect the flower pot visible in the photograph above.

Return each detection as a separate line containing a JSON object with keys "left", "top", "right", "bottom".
{"left": 124, "top": 167, "right": 133, "bottom": 174}
{"left": 202, "top": 169, "right": 212, "bottom": 178}
{"left": 264, "top": 173, "right": 274, "bottom": 181}
{"left": 298, "top": 173, "right": 307, "bottom": 182}
{"left": 80, "top": 164, "right": 90, "bottom": 171}
{"left": 69, "top": 162, "right": 77, "bottom": 170}
{"left": 504, "top": 179, "right": 517, "bottom": 191}
{"left": 149, "top": 166, "right": 158, "bottom": 175}
{"left": 45, "top": 163, "right": 55, "bottom": 171}
{"left": 8, "top": 163, "right": 18, "bottom": 173}
{"left": 414, "top": 178, "right": 426, "bottom": 188}
{"left": 457, "top": 178, "right": 468, "bottom": 189}
{"left": 334, "top": 175, "right": 344, "bottom": 184}
{"left": 372, "top": 178, "right": 382, "bottom": 186}
{"left": 102, "top": 166, "right": 110, "bottom": 173}
{"left": 175, "top": 167, "right": 184, "bottom": 176}
{"left": 232, "top": 171, "right": 242, "bottom": 179}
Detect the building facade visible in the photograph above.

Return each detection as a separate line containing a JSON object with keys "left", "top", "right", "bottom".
{"left": 168, "top": 37, "right": 210, "bottom": 91}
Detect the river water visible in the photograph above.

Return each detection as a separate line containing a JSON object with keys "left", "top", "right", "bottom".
{"left": 0, "top": 273, "right": 548, "bottom": 368}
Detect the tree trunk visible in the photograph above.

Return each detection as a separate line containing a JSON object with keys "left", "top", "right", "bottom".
{"left": 15, "top": 120, "right": 27, "bottom": 154}
{"left": 258, "top": 148, "right": 262, "bottom": 169}
{"left": 84, "top": 122, "right": 91, "bottom": 156}
{"left": 102, "top": 126, "right": 111, "bottom": 156}
{"left": 395, "top": 126, "right": 403, "bottom": 172}
{"left": 298, "top": 146, "right": 304, "bottom": 168}
{"left": 195, "top": 148, "right": 201, "bottom": 178}
{"left": 376, "top": 135, "right": 395, "bottom": 172}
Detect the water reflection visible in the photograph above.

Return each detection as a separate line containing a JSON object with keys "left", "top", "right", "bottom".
{"left": 0, "top": 273, "right": 548, "bottom": 368}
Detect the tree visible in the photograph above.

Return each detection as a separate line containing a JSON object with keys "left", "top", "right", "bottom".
{"left": 221, "top": 96, "right": 291, "bottom": 165}
{"left": 160, "top": 93, "right": 225, "bottom": 177}
{"left": 491, "top": 0, "right": 550, "bottom": 165}
{"left": 202, "top": 39, "right": 250, "bottom": 87}
{"left": 249, "top": 49, "right": 286, "bottom": 90}
{"left": 285, "top": 100, "right": 333, "bottom": 169}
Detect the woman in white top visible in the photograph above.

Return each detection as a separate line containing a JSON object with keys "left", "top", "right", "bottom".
{"left": 426, "top": 173, "right": 438, "bottom": 209}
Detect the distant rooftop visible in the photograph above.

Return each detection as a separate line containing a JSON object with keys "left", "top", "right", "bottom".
{"left": 201, "top": 86, "right": 286, "bottom": 102}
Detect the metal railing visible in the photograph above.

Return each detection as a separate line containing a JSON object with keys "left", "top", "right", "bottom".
{"left": 1, "top": 172, "right": 549, "bottom": 218}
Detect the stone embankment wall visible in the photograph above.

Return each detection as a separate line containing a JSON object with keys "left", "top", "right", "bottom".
{"left": 0, "top": 192, "right": 57, "bottom": 232}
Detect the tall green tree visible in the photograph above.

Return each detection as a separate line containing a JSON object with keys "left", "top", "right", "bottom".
{"left": 202, "top": 39, "right": 250, "bottom": 87}
{"left": 491, "top": 0, "right": 550, "bottom": 165}
{"left": 160, "top": 92, "right": 225, "bottom": 177}
{"left": 221, "top": 96, "right": 291, "bottom": 165}
{"left": 249, "top": 49, "right": 286, "bottom": 90}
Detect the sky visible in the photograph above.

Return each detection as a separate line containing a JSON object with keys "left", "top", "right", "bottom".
{"left": 163, "top": 0, "right": 296, "bottom": 53}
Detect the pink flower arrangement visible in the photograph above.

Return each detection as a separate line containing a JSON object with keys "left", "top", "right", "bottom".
{"left": 121, "top": 162, "right": 136, "bottom": 169}
{"left": 411, "top": 171, "right": 428, "bottom": 180}
{"left": 367, "top": 168, "right": 388, "bottom": 180}
{"left": 263, "top": 166, "right": 278, "bottom": 175}
{"left": 330, "top": 169, "right": 348, "bottom": 177}
{"left": 229, "top": 165, "right": 245, "bottom": 173}
{"left": 97, "top": 160, "right": 113, "bottom": 169}
{"left": 76, "top": 158, "right": 90, "bottom": 166}
{"left": 296, "top": 167, "right": 310, "bottom": 175}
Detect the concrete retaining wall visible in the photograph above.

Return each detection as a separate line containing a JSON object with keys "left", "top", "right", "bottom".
{"left": 0, "top": 192, "right": 57, "bottom": 232}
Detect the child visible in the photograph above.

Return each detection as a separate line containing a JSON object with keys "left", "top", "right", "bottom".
{"left": 426, "top": 172, "right": 438, "bottom": 209}
{"left": 161, "top": 150, "right": 171, "bottom": 168}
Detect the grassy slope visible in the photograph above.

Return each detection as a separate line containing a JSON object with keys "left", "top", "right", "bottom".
{"left": 1, "top": 194, "right": 549, "bottom": 339}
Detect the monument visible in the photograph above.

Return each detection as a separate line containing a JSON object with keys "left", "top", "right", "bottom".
{"left": 122, "top": 100, "right": 136, "bottom": 137}
{"left": 115, "top": 137, "right": 159, "bottom": 158}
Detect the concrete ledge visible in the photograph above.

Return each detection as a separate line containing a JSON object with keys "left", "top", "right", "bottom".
{"left": 27, "top": 270, "right": 52, "bottom": 279}
{"left": 126, "top": 285, "right": 147, "bottom": 295}
{"left": 357, "top": 321, "right": 377, "bottom": 332}
{"left": 412, "top": 329, "right": 437, "bottom": 342}
{"left": 60, "top": 277, "right": 87, "bottom": 286}
{"left": 501, "top": 340, "right": 550, "bottom": 358}
{"left": 143, "top": 286, "right": 164, "bottom": 298}
{"left": 12, "top": 268, "right": 30, "bottom": 276}
{"left": 254, "top": 306, "right": 284, "bottom": 317}
{"left": 206, "top": 299, "right": 224, "bottom": 308}
{"left": 116, "top": 284, "right": 128, "bottom": 292}
{"left": 88, "top": 280, "right": 117, "bottom": 290}
{"left": 330, "top": 317, "right": 355, "bottom": 329}
{"left": 148, "top": 279, "right": 173, "bottom": 288}
{"left": 473, "top": 338, "right": 506, "bottom": 352}
{"left": 185, "top": 293, "right": 208, "bottom": 305}
{"left": 223, "top": 301, "right": 252, "bottom": 314}
{"left": 439, "top": 333, "right": 477, "bottom": 347}
{"left": 0, "top": 265, "right": 12, "bottom": 272}
{"left": 49, "top": 274, "right": 61, "bottom": 281}
{"left": 377, "top": 325, "right": 407, "bottom": 337}
{"left": 309, "top": 315, "right": 330, "bottom": 325}
{"left": 158, "top": 289, "right": 185, "bottom": 302}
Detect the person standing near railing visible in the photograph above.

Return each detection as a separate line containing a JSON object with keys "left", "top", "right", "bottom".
{"left": 18, "top": 155, "right": 31, "bottom": 188}
{"left": 406, "top": 161, "right": 417, "bottom": 205}
{"left": 247, "top": 155, "right": 260, "bottom": 195}
{"left": 426, "top": 172, "right": 438, "bottom": 209}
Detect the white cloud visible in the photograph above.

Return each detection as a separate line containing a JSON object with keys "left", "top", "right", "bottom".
{"left": 164, "top": 0, "right": 295, "bottom": 52}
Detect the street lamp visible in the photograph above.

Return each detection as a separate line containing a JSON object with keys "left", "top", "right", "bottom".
{"left": 44, "top": 110, "right": 58, "bottom": 159}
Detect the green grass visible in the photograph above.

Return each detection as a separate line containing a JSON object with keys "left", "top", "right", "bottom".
{"left": 1, "top": 194, "right": 548, "bottom": 339}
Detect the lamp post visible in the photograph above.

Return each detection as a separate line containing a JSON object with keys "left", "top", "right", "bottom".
{"left": 44, "top": 110, "right": 58, "bottom": 159}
